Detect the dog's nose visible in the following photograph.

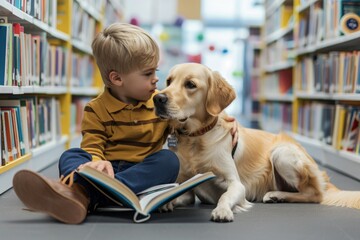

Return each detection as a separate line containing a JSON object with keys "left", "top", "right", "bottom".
{"left": 153, "top": 93, "right": 168, "bottom": 105}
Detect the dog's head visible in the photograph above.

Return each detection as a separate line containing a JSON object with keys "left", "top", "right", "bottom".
{"left": 153, "top": 63, "right": 236, "bottom": 125}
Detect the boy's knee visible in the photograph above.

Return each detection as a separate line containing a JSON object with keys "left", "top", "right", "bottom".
{"left": 157, "top": 149, "right": 180, "bottom": 176}
{"left": 58, "top": 148, "right": 91, "bottom": 168}
{"left": 160, "top": 149, "right": 179, "bottom": 165}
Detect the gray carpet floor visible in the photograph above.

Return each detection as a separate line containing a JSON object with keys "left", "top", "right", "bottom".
{"left": 1, "top": 162, "right": 360, "bottom": 240}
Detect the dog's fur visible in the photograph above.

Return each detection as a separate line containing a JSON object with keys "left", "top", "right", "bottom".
{"left": 153, "top": 62, "right": 360, "bottom": 222}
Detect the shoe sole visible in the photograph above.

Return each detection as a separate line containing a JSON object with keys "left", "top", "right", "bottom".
{"left": 13, "top": 170, "right": 87, "bottom": 224}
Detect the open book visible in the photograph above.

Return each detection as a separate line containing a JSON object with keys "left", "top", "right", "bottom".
{"left": 77, "top": 166, "right": 216, "bottom": 223}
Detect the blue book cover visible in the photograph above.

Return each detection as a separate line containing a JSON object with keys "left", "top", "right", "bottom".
{"left": 14, "top": 0, "right": 21, "bottom": 9}
{"left": 0, "top": 26, "right": 8, "bottom": 86}
{"left": 13, "top": 107, "right": 25, "bottom": 155}
{"left": 343, "top": 54, "right": 349, "bottom": 92}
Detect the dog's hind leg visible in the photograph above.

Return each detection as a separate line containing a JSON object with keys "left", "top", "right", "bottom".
{"left": 263, "top": 143, "right": 325, "bottom": 203}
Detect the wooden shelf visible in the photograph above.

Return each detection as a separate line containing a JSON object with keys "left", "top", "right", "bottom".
{"left": 0, "top": 154, "right": 32, "bottom": 174}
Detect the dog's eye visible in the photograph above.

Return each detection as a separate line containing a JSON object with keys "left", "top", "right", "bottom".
{"left": 185, "top": 81, "right": 196, "bottom": 89}
{"left": 166, "top": 77, "right": 172, "bottom": 87}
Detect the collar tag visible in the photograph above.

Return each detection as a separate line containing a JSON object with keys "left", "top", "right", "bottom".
{"left": 167, "top": 128, "right": 178, "bottom": 149}
{"left": 167, "top": 134, "right": 178, "bottom": 148}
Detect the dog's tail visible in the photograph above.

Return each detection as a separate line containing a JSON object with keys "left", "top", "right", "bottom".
{"left": 321, "top": 182, "right": 360, "bottom": 209}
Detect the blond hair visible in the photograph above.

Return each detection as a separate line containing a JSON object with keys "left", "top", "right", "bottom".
{"left": 91, "top": 23, "right": 160, "bottom": 86}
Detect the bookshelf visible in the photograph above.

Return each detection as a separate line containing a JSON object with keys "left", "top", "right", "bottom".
{"left": 0, "top": 0, "right": 124, "bottom": 194}
{"left": 260, "top": 0, "right": 360, "bottom": 181}
{"left": 243, "top": 26, "right": 262, "bottom": 128}
{"left": 260, "top": 0, "right": 294, "bottom": 133}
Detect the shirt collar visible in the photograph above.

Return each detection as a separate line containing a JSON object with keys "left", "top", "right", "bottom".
{"left": 102, "top": 87, "right": 156, "bottom": 113}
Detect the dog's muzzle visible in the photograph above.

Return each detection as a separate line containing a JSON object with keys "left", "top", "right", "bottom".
{"left": 153, "top": 93, "right": 169, "bottom": 118}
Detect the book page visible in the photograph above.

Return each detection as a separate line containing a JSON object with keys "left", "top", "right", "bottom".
{"left": 139, "top": 187, "right": 176, "bottom": 210}
{"left": 142, "top": 172, "right": 215, "bottom": 214}
{"left": 138, "top": 173, "right": 210, "bottom": 210}
{"left": 181, "top": 173, "right": 210, "bottom": 185}
{"left": 137, "top": 183, "right": 178, "bottom": 196}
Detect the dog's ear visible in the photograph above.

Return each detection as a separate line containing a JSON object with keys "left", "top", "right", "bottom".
{"left": 206, "top": 71, "right": 236, "bottom": 116}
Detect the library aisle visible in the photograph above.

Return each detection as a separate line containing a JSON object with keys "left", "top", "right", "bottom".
{"left": 1, "top": 0, "right": 360, "bottom": 239}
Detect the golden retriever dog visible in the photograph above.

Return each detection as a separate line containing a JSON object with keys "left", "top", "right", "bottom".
{"left": 153, "top": 62, "right": 360, "bottom": 222}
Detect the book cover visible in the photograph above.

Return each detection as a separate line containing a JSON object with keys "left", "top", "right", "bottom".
{"left": 32, "top": 36, "right": 41, "bottom": 85}
{"left": 338, "top": 52, "right": 346, "bottom": 93}
{"left": 0, "top": 100, "right": 27, "bottom": 155}
{"left": 0, "top": 23, "right": 12, "bottom": 87}
{"left": 332, "top": 105, "right": 343, "bottom": 149}
{"left": 341, "top": 108, "right": 352, "bottom": 149}
{"left": 0, "top": 25, "right": 8, "bottom": 86}
{"left": 278, "top": 69, "right": 293, "bottom": 95}
{"left": 27, "top": 97, "right": 37, "bottom": 148}
{"left": 19, "top": 99, "right": 30, "bottom": 154}
{"left": 342, "top": 108, "right": 360, "bottom": 151}
{"left": 77, "top": 166, "right": 216, "bottom": 223}
{"left": 2, "top": 111, "right": 14, "bottom": 161}
{"left": 322, "top": 105, "right": 336, "bottom": 145}
{"left": 1, "top": 112, "right": 9, "bottom": 164}
{"left": 11, "top": 108, "right": 21, "bottom": 156}
{"left": 356, "top": 52, "right": 360, "bottom": 93}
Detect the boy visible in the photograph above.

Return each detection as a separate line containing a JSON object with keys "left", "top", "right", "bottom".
{"left": 13, "top": 23, "right": 236, "bottom": 224}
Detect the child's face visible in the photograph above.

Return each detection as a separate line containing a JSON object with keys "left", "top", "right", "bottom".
{"left": 119, "top": 65, "right": 159, "bottom": 103}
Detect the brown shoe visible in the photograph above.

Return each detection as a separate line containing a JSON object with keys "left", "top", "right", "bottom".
{"left": 13, "top": 170, "right": 90, "bottom": 224}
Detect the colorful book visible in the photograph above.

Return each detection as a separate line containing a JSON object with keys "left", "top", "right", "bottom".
{"left": 2, "top": 111, "right": 14, "bottom": 161}
{"left": 0, "top": 100, "right": 28, "bottom": 155}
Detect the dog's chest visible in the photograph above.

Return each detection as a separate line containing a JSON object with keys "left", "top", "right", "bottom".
{"left": 175, "top": 136, "right": 214, "bottom": 173}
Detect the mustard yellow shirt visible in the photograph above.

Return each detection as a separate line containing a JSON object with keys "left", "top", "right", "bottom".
{"left": 80, "top": 87, "right": 169, "bottom": 162}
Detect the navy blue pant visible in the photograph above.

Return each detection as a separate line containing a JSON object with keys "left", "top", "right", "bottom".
{"left": 58, "top": 148, "right": 179, "bottom": 209}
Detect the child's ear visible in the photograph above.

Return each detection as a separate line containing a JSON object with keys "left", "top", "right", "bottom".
{"left": 109, "top": 71, "right": 122, "bottom": 86}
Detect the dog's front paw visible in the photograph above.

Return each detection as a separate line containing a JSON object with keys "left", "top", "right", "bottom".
{"left": 211, "top": 206, "right": 234, "bottom": 222}
{"left": 263, "top": 191, "right": 286, "bottom": 203}
{"left": 158, "top": 201, "right": 175, "bottom": 213}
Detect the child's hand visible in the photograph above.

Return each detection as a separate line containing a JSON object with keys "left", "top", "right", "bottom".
{"left": 223, "top": 116, "right": 238, "bottom": 148}
{"left": 78, "top": 160, "right": 115, "bottom": 178}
